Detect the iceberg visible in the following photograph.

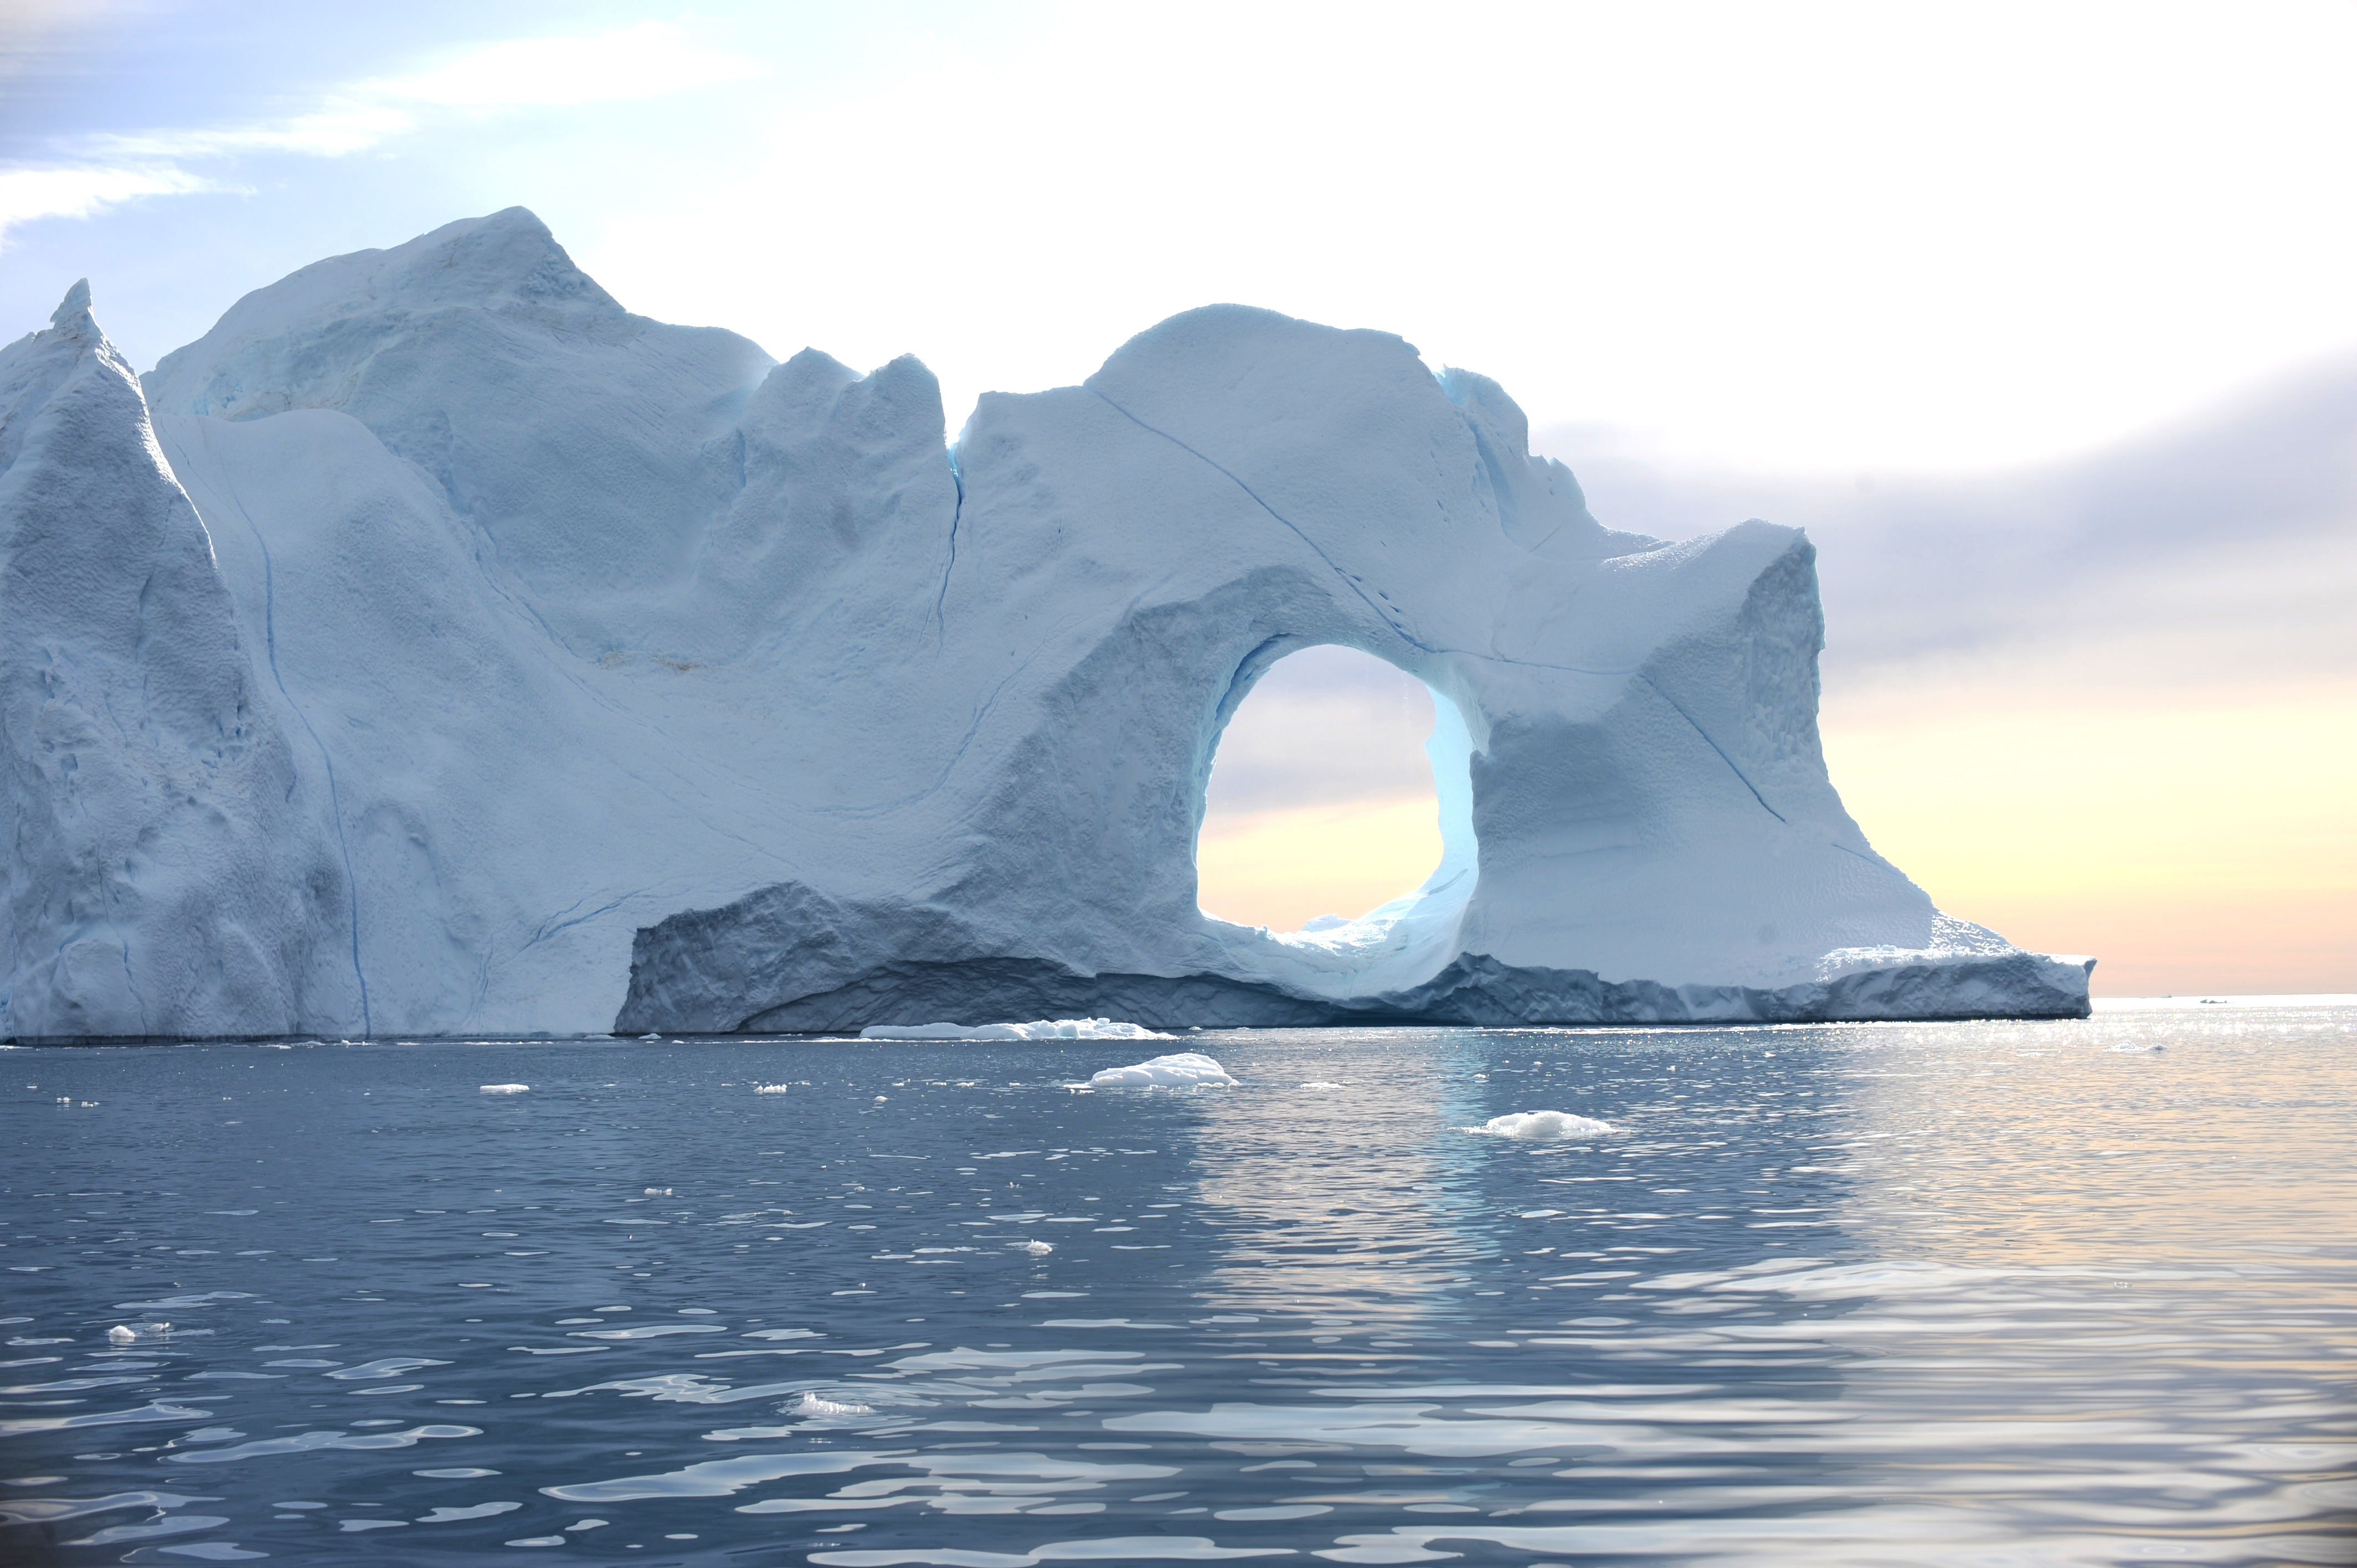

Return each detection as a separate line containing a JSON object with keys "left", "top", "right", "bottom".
{"left": 0, "top": 209, "right": 2092, "bottom": 1040}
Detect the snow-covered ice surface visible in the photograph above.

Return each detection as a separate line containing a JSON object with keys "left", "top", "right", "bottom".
{"left": 861, "top": 1018, "right": 1174, "bottom": 1042}
{"left": 2, "top": 209, "right": 2092, "bottom": 1039}
{"left": 1090, "top": 1052, "right": 1239, "bottom": 1087}
{"left": 1473, "top": 1109, "right": 1616, "bottom": 1140}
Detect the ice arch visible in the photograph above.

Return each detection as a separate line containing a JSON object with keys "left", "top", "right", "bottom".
{"left": 2, "top": 209, "right": 2090, "bottom": 1038}
{"left": 608, "top": 297, "right": 2088, "bottom": 1028}
{"left": 1192, "top": 643, "right": 1469, "bottom": 933}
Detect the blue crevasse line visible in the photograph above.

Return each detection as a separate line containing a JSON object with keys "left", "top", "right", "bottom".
{"left": 519, "top": 891, "right": 640, "bottom": 953}
{"left": 202, "top": 460, "right": 373, "bottom": 1034}
{"left": 934, "top": 446, "right": 964, "bottom": 646}
{"left": 1829, "top": 839, "right": 1908, "bottom": 875}
{"left": 1087, "top": 388, "right": 1643, "bottom": 680}
{"left": 810, "top": 649, "right": 1043, "bottom": 818}
{"left": 1087, "top": 388, "right": 1443, "bottom": 656}
{"left": 1634, "top": 672, "right": 1787, "bottom": 824}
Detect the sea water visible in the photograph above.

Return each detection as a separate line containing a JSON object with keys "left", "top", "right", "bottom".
{"left": 3, "top": 1001, "right": 2351, "bottom": 1565}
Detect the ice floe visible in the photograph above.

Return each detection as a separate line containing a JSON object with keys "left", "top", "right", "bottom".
{"left": 789, "top": 1391, "right": 873, "bottom": 1417}
{"left": 479, "top": 1084, "right": 529, "bottom": 1094}
{"left": 1088, "top": 1052, "right": 1238, "bottom": 1088}
{"left": 860, "top": 1018, "right": 1174, "bottom": 1041}
{"left": 1471, "top": 1109, "right": 1615, "bottom": 1140}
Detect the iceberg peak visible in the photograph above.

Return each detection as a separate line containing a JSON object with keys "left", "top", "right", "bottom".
{"left": 49, "top": 278, "right": 92, "bottom": 334}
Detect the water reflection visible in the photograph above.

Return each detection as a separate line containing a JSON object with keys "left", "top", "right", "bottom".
{"left": 1183, "top": 1031, "right": 1486, "bottom": 1316}
{"left": 0, "top": 1007, "right": 2349, "bottom": 1563}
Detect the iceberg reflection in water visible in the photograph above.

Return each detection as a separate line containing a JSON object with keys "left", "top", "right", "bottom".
{"left": 2, "top": 1002, "right": 2351, "bottom": 1564}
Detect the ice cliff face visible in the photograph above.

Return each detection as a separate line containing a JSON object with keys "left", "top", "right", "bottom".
{"left": 0, "top": 283, "right": 350, "bottom": 1038}
{"left": 1, "top": 209, "right": 2091, "bottom": 1038}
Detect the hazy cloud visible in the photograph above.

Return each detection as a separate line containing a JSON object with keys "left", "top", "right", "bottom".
{"left": 0, "top": 160, "right": 218, "bottom": 238}
{"left": 1, "top": 22, "right": 763, "bottom": 246}
{"left": 1543, "top": 353, "right": 2357, "bottom": 696}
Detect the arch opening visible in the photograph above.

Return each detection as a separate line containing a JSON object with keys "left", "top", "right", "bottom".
{"left": 1194, "top": 643, "right": 1476, "bottom": 934}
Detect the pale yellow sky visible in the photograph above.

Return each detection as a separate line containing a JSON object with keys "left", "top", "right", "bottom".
{"left": 1820, "top": 672, "right": 2356, "bottom": 996}
{"left": 1195, "top": 653, "right": 2355, "bottom": 997}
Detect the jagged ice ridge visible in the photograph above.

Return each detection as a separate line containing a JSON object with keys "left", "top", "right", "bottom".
{"left": 0, "top": 210, "right": 2092, "bottom": 1040}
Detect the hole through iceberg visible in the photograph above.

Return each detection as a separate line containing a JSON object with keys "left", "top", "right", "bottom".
{"left": 1193, "top": 644, "right": 1474, "bottom": 933}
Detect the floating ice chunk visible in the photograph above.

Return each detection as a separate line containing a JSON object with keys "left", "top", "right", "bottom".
{"left": 1472, "top": 1110, "right": 1615, "bottom": 1140}
{"left": 862, "top": 1014, "right": 1164, "bottom": 1037}
{"left": 752, "top": 1084, "right": 790, "bottom": 1094}
{"left": 861, "top": 1018, "right": 1174, "bottom": 1042}
{"left": 480, "top": 1084, "right": 529, "bottom": 1094}
{"left": 789, "top": 1391, "right": 873, "bottom": 1417}
{"left": 1089, "top": 1052, "right": 1237, "bottom": 1088}
{"left": 107, "top": 1324, "right": 136, "bottom": 1344}
{"left": 1022, "top": 1240, "right": 1054, "bottom": 1256}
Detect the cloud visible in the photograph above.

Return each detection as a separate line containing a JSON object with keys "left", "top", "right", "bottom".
{"left": 87, "top": 102, "right": 415, "bottom": 161}
{"left": 1, "top": 22, "right": 761, "bottom": 248}
{"left": 1540, "top": 351, "right": 2357, "bottom": 689}
{"left": 0, "top": 161, "right": 219, "bottom": 244}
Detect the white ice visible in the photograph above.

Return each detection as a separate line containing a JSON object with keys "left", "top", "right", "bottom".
{"left": 1089, "top": 1052, "right": 1238, "bottom": 1087}
{"left": 0, "top": 210, "right": 2093, "bottom": 1040}
{"left": 1473, "top": 1110, "right": 1615, "bottom": 1140}
{"left": 479, "top": 1084, "right": 529, "bottom": 1094}
{"left": 860, "top": 1018, "right": 1174, "bottom": 1042}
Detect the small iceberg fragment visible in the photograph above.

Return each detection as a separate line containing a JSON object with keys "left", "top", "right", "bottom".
{"left": 1471, "top": 1110, "right": 1615, "bottom": 1140}
{"left": 790, "top": 1391, "right": 873, "bottom": 1417}
{"left": 1089, "top": 1052, "right": 1237, "bottom": 1088}
{"left": 480, "top": 1084, "right": 529, "bottom": 1094}
{"left": 107, "top": 1324, "right": 137, "bottom": 1344}
{"left": 861, "top": 1018, "right": 1174, "bottom": 1042}
{"left": 752, "top": 1083, "right": 791, "bottom": 1094}
{"left": 1022, "top": 1239, "right": 1054, "bottom": 1256}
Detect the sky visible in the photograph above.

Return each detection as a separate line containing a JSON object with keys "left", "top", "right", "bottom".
{"left": 4, "top": 1, "right": 2350, "bottom": 994}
